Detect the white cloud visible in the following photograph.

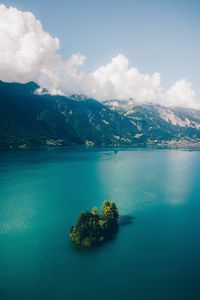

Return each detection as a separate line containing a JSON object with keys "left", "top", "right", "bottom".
{"left": 92, "top": 54, "right": 162, "bottom": 101}
{"left": 165, "top": 79, "right": 199, "bottom": 109}
{"left": 0, "top": 4, "right": 199, "bottom": 109}
{"left": 0, "top": 4, "right": 60, "bottom": 83}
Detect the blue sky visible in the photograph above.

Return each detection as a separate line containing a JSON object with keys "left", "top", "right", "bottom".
{"left": 0, "top": 0, "right": 199, "bottom": 106}
{"left": 2, "top": 0, "right": 200, "bottom": 91}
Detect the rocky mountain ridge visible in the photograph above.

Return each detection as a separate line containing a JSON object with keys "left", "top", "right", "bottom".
{"left": 0, "top": 81, "right": 200, "bottom": 149}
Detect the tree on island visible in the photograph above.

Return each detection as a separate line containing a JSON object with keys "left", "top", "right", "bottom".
{"left": 70, "top": 201, "right": 119, "bottom": 248}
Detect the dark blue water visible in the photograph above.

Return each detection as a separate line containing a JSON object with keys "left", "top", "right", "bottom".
{"left": 0, "top": 149, "right": 200, "bottom": 300}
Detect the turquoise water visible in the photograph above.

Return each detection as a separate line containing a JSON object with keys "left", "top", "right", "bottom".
{"left": 0, "top": 149, "right": 200, "bottom": 300}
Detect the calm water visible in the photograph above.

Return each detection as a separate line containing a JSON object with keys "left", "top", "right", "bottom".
{"left": 0, "top": 148, "right": 200, "bottom": 300}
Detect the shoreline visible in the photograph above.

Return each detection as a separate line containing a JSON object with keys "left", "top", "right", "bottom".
{"left": 1, "top": 141, "right": 200, "bottom": 151}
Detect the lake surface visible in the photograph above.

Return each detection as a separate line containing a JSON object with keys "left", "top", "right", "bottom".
{"left": 0, "top": 148, "right": 200, "bottom": 300}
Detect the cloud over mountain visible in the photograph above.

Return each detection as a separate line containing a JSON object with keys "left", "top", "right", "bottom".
{"left": 0, "top": 5, "right": 60, "bottom": 83}
{"left": 0, "top": 4, "right": 199, "bottom": 108}
{"left": 165, "top": 79, "right": 199, "bottom": 108}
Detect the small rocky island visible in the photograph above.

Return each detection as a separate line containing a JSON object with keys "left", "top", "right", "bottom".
{"left": 70, "top": 201, "right": 119, "bottom": 248}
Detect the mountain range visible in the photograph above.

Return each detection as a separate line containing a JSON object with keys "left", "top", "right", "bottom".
{"left": 0, "top": 80, "right": 200, "bottom": 149}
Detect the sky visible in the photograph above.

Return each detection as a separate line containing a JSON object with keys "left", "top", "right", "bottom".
{"left": 0, "top": 0, "right": 200, "bottom": 107}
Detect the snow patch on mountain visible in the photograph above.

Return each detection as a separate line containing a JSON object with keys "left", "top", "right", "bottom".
{"left": 104, "top": 99, "right": 200, "bottom": 130}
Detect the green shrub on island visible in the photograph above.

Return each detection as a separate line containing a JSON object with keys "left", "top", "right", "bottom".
{"left": 70, "top": 201, "right": 119, "bottom": 248}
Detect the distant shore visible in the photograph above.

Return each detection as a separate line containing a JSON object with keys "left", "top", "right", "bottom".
{"left": 1, "top": 140, "right": 200, "bottom": 151}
